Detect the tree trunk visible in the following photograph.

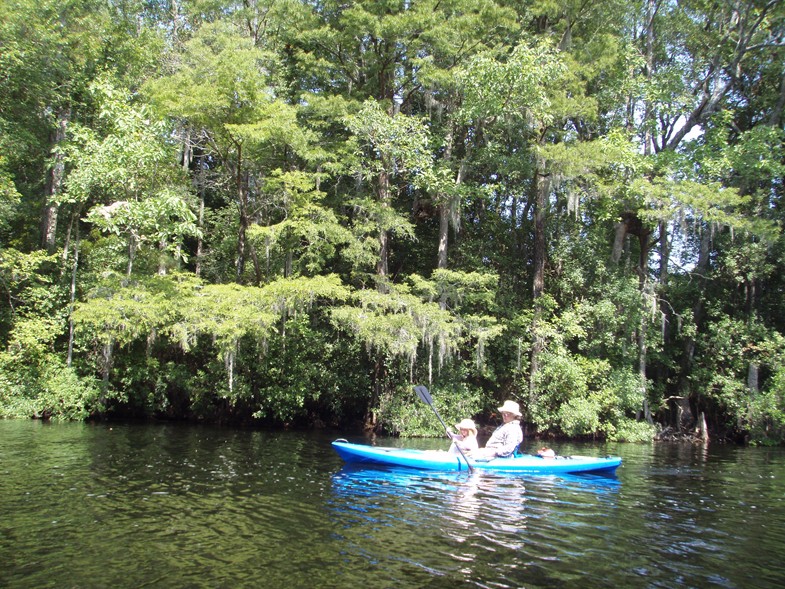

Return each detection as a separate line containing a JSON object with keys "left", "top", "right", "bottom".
{"left": 100, "top": 339, "right": 114, "bottom": 406}
{"left": 529, "top": 154, "right": 550, "bottom": 397}
{"left": 127, "top": 233, "right": 137, "bottom": 278}
{"left": 41, "top": 106, "right": 70, "bottom": 253}
{"left": 643, "top": 0, "right": 655, "bottom": 155}
{"left": 748, "top": 362, "right": 759, "bottom": 394}
{"left": 636, "top": 228, "right": 652, "bottom": 401}
{"left": 234, "top": 143, "right": 249, "bottom": 283}
{"left": 637, "top": 293, "right": 649, "bottom": 401}
{"left": 532, "top": 158, "right": 549, "bottom": 303}
{"left": 634, "top": 0, "right": 656, "bottom": 406}
{"left": 436, "top": 126, "right": 454, "bottom": 272}
{"left": 436, "top": 124, "right": 470, "bottom": 275}
{"left": 697, "top": 411, "right": 710, "bottom": 443}
{"left": 658, "top": 220, "right": 671, "bottom": 340}
{"left": 437, "top": 204, "right": 449, "bottom": 270}
{"left": 768, "top": 71, "right": 785, "bottom": 127}
{"left": 195, "top": 185, "right": 205, "bottom": 277}
{"left": 194, "top": 140, "right": 207, "bottom": 276}
{"left": 367, "top": 354, "right": 384, "bottom": 430}
{"left": 67, "top": 222, "right": 80, "bottom": 368}
{"left": 158, "top": 238, "right": 168, "bottom": 275}
{"left": 376, "top": 166, "right": 390, "bottom": 293}
{"left": 611, "top": 219, "right": 628, "bottom": 264}
{"left": 378, "top": 224, "right": 389, "bottom": 285}
{"left": 677, "top": 226, "right": 713, "bottom": 428}
{"left": 225, "top": 348, "right": 235, "bottom": 393}
{"left": 610, "top": 211, "right": 655, "bottom": 406}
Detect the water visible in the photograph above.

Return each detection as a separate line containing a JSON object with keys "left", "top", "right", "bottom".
{"left": 1, "top": 420, "right": 783, "bottom": 589}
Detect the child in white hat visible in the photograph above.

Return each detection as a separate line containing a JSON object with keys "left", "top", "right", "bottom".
{"left": 448, "top": 418, "right": 479, "bottom": 454}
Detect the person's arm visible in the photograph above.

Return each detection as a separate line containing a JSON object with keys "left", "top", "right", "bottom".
{"left": 456, "top": 437, "right": 478, "bottom": 453}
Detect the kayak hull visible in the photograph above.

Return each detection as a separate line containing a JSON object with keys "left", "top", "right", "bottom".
{"left": 332, "top": 440, "right": 621, "bottom": 475}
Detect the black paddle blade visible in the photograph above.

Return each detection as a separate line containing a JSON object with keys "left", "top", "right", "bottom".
{"left": 413, "top": 385, "right": 433, "bottom": 405}
{"left": 413, "top": 384, "right": 474, "bottom": 473}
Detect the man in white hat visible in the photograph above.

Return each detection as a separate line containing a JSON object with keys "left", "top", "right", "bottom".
{"left": 475, "top": 400, "right": 523, "bottom": 459}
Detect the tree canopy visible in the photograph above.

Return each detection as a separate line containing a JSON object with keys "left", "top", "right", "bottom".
{"left": 1, "top": 0, "right": 784, "bottom": 444}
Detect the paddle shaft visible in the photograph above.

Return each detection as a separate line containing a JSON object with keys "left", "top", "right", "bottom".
{"left": 414, "top": 385, "right": 473, "bottom": 473}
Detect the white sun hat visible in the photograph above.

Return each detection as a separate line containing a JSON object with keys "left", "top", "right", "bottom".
{"left": 497, "top": 400, "right": 522, "bottom": 417}
{"left": 455, "top": 418, "right": 477, "bottom": 434}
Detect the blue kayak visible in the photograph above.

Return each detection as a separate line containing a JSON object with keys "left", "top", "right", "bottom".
{"left": 332, "top": 439, "right": 622, "bottom": 475}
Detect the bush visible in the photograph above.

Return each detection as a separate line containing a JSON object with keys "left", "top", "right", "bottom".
{"left": 743, "top": 368, "right": 785, "bottom": 444}
{"left": 377, "top": 381, "right": 483, "bottom": 437}
{"left": 0, "top": 354, "right": 100, "bottom": 420}
{"left": 556, "top": 396, "right": 601, "bottom": 437}
{"left": 604, "top": 418, "right": 657, "bottom": 442}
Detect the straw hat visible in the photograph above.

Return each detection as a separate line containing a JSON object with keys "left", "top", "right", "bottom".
{"left": 498, "top": 400, "right": 522, "bottom": 417}
{"left": 455, "top": 418, "right": 477, "bottom": 435}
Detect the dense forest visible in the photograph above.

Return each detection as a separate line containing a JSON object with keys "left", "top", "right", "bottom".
{"left": 1, "top": 0, "right": 784, "bottom": 443}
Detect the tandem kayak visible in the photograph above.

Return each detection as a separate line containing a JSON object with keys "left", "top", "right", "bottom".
{"left": 332, "top": 439, "right": 622, "bottom": 475}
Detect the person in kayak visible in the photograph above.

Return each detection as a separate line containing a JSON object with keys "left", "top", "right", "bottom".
{"left": 447, "top": 418, "right": 479, "bottom": 455}
{"left": 474, "top": 400, "right": 523, "bottom": 460}
{"left": 537, "top": 447, "right": 556, "bottom": 459}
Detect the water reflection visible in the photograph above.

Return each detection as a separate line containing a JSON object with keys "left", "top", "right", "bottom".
{"left": 2, "top": 421, "right": 785, "bottom": 589}
{"left": 330, "top": 464, "right": 620, "bottom": 503}
{"left": 327, "top": 464, "right": 624, "bottom": 587}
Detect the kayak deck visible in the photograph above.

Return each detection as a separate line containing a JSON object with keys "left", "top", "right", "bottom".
{"left": 332, "top": 439, "right": 621, "bottom": 475}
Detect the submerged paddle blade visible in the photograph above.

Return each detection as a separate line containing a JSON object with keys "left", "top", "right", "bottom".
{"left": 414, "top": 385, "right": 433, "bottom": 405}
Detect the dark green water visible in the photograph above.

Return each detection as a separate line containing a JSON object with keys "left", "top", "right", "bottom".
{"left": 1, "top": 420, "right": 783, "bottom": 589}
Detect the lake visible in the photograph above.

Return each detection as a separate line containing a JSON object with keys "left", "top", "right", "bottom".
{"left": 1, "top": 420, "right": 783, "bottom": 588}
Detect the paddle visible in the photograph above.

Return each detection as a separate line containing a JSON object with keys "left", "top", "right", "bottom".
{"left": 414, "top": 385, "right": 473, "bottom": 473}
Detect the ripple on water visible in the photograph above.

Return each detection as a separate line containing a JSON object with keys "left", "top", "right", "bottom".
{"left": 3, "top": 423, "right": 785, "bottom": 589}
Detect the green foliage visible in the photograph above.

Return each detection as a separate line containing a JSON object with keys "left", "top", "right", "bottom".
{"left": 691, "top": 316, "right": 785, "bottom": 442}
{"left": 0, "top": 252, "right": 100, "bottom": 419}
{"left": 0, "top": 354, "right": 100, "bottom": 420}
{"left": 527, "top": 294, "right": 654, "bottom": 440}
{"left": 744, "top": 382, "right": 785, "bottom": 446}
{"left": 251, "top": 314, "right": 362, "bottom": 423}
{"left": 346, "top": 101, "right": 433, "bottom": 181}
{"left": 532, "top": 348, "right": 654, "bottom": 440}
{"left": 70, "top": 270, "right": 353, "bottom": 418}
{"left": 377, "top": 382, "right": 483, "bottom": 438}
{"left": 331, "top": 283, "right": 460, "bottom": 367}
{"left": 457, "top": 41, "right": 565, "bottom": 126}
{"left": 606, "top": 418, "right": 658, "bottom": 443}
{"left": 557, "top": 396, "right": 601, "bottom": 437}
{"left": 64, "top": 79, "right": 176, "bottom": 202}
{"left": 0, "top": 0, "right": 783, "bottom": 445}
{"left": 0, "top": 152, "right": 21, "bottom": 237}
{"left": 247, "top": 200, "right": 354, "bottom": 278}
{"left": 74, "top": 273, "right": 189, "bottom": 346}
{"left": 0, "top": 249, "right": 65, "bottom": 349}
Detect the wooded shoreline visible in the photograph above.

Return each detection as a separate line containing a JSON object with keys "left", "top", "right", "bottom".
{"left": 1, "top": 1, "right": 784, "bottom": 444}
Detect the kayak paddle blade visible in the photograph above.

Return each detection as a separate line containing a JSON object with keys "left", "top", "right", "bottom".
{"left": 414, "top": 385, "right": 433, "bottom": 405}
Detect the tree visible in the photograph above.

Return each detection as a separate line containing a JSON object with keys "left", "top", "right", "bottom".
{"left": 620, "top": 0, "right": 785, "bottom": 433}
{"left": 145, "top": 21, "right": 316, "bottom": 284}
